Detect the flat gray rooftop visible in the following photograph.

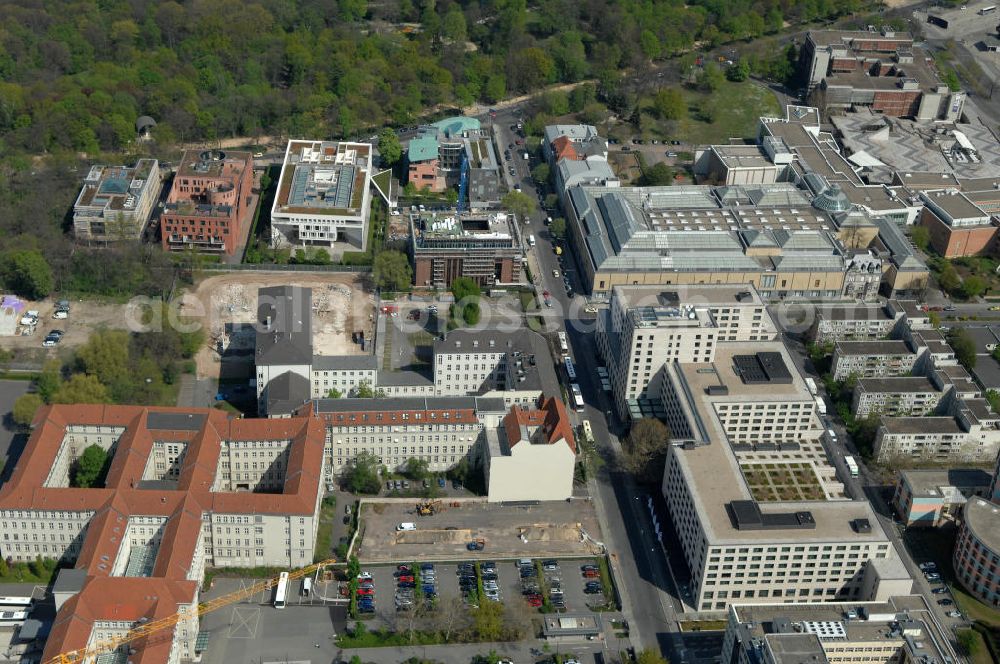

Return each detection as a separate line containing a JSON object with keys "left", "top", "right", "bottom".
{"left": 857, "top": 376, "right": 936, "bottom": 393}
{"left": 880, "top": 416, "right": 962, "bottom": 434}
{"left": 964, "top": 497, "right": 1000, "bottom": 554}
{"left": 901, "top": 468, "right": 992, "bottom": 496}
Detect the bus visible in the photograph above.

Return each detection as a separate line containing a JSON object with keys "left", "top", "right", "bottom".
{"left": 844, "top": 455, "right": 860, "bottom": 479}
{"left": 570, "top": 383, "right": 585, "bottom": 412}
{"left": 979, "top": 5, "right": 995, "bottom": 14}
{"left": 564, "top": 357, "right": 577, "bottom": 382}
{"left": 557, "top": 331, "right": 569, "bottom": 354}
{"left": 274, "top": 572, "right": 289, "bottom": 609}
{"left": 581, "top": 420, "right": 593, "bottom": 441}
{"left": 0, "top": 597, "right": 32, "bottom": 610}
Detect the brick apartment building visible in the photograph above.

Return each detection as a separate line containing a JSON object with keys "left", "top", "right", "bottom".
{"left": 160, "top": 149, "right": 255, "bottom": 255}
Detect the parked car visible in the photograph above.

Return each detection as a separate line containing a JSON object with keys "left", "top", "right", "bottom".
{"left": 947, "top": 610, "right": 962, "bottom": 618}
{"left": 932, "top": 587, "right": 948, "bottom": 594}
{"left": 938, "top": 598, "right": 954, "bottom": 606}
{"left": 52, "top": 308, "right": 69, "bottom": 319}
{"left": 919, "top": 562, "right": 938, "bottom": 571}
{"left": 438, "top": 477, "right": 446, "bottom": 488}
{"left": 42, "top": 330, "right": 64, "bottom": 347}
{"left": 584, "top": 585, "right": 603, "bottom": 594}
{"left": 925, "top": 572, "right": 942, "bottom": 581}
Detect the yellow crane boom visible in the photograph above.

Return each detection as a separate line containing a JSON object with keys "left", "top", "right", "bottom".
{"left": 47, "top": 557, "right": 338, "bottom": 664}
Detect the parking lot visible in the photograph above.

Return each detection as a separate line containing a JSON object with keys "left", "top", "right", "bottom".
{"left": 355, "top": 557, "right": 608, "bottom": 628}
{"left": 197, "top": 576, "right": 347, "bottom": 664}
{"left": 355, "top": 500, "right": 604, "bottom": 564}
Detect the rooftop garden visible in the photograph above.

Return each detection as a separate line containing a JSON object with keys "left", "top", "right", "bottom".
{"left": 741, "top": 462, "right": 826, "bottom": 502}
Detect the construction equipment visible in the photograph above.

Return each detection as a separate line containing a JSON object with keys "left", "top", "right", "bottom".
{"left": 415, "top": 499, "right": 443, "bottom": 516}
{"left": 45, "top": 557, "right": 338, "bottom": 664}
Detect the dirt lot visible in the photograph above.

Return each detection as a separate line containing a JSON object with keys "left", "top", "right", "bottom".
{"left": 0, "top": 297, "right": 130, "bottom": 355}
{"left": 179, "top": 272, "right": 374, "bottom": 379}
{"left": 355, "top": 499, "right": 605, "bottom": 564}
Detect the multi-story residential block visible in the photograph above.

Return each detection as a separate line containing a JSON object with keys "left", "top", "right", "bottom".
{"left": 542, "top": 125, "right": 606, "bottom": 165}
{"left": 919, "top": 189, "right": 997, "bottom": 258}
{"left": 597, "top": 284, "right": 775, "bottom": 418}
{"left": 873, "top": 397, "right": 1000, "bottom": 462}
{"left": 841, "top": 249, "right": 884, "bottom": 301}
{"left": 800, "top": 28, "right": 965, "bottom": 121}
{"left": 407, "top": 117, "right": 501, "bottom": 210}
{"left": 73, "top": 160, "right": 162, "bottom": 242}
{"left": 271, "top": 140, "right": 373, "bottom": 248}
{"left": 410, "top": 211, "right": 522, "bottom": 288}
{"left": 160, "top": 150, "right": 255, "bottom": 255}
{"left": 484, "top": 397, "right": 577, "bottom": 502}
{"left": 0, "top": 405, "right": 326, "bottom": 664}
{"left": 722, "top": 596, "right": 957, "bottom": 664}
{"left": 852, "top": 377, "right": 940, "bottom": 418}
{"left": 830, "top": 340, "right": 917, "bottom": 380}
{"left": 809, "top": 303, "right": 902, "bottom": 344}
{"left": 659, "top": 341, "right": 898, "bottom": 611}
{"left": 891, "top": 468, "right": 992, "bottom": 526}
{"left": 954, "top": 496, "right": 1000, "bottom": 607}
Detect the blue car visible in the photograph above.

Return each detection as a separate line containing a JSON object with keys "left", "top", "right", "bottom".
{"left": 421, "top": 563, "right": 435, "bottom": 571}
{"left": 422, "top": 585, "right": 435, "bottom": 594}
{"left": 438, "top": 477, "right": 446, "bottom": 488}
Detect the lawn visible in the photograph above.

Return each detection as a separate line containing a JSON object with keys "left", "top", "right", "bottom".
{"left": 313, "top": 496, "right": 337, "bottom": 563}
{"left": 610, "top": 80, "right": 781, "bottom": 146}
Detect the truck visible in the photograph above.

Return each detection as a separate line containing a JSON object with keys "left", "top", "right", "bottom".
{"left": 805, "top": 377, "right": 818, "bottom": 396}
{"left": 844, "top": 455, "right": 859, "bottom": 478}
{"left": 814, "top": 395, "right": 827, "bottom": 416}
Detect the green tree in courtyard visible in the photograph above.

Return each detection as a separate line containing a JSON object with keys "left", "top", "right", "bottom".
{"left": 71, "top": 444, "right": 109, "bottom": 488}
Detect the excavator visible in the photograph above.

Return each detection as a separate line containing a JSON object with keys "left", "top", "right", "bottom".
{"left": 45, "top": 557, "right": 338, "bottom": 664}
{"left": 415, "top": 499, "right": 443, "bottom": 516}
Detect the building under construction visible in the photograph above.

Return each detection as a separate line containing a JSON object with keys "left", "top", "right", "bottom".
{"left": 409, "top": 211, "right": 522, "bottom": 288}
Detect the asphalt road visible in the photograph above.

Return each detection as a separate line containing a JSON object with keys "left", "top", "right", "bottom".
{"left": 0, "top": 379, "right": 31, "bottom": 483}
{"left": 483, "top": 114, "right": 704, "bottom": 661}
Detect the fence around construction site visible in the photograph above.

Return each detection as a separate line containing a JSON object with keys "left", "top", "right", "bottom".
{"left": 200, "top": 263, "right": 371, "bottom": 273}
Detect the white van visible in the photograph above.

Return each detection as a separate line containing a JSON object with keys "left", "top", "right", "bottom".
{"left": 528, "top": 234, "right": 536, "bottom": 247}
{"left": 302, "top": 577, "right": 312, "bottom": 596}
{"left": 396, "top": 522, "right": 416, "bottom": 531}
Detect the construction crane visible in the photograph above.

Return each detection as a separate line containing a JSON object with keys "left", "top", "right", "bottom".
{"left": 415, "top": 499, "right": 442, "bottom": 516}
{"left": 45, "top": 557, "right": 338, "bottom": 664}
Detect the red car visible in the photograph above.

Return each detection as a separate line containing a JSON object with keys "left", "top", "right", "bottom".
{"left": 397, "top": 575, "right": 414, "bottom": 583}
{"left": 397, "top": 564, "right": 412, "bottom": 572}
{"left": 527, "top": 596, "right": 543, "bottom": 607}
{"left": 357, "top": 587, "right": 375, "bottom": 596}
{"left": 583, "top": 569, "right": 600, "bottom": 578}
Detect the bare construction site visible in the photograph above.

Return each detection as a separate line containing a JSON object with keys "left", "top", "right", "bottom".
{"left": 183, "top": 272, "right": 375, "bottom": 378}
{"left": 355, "top": 499, "right": 605, "bottom": 563}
